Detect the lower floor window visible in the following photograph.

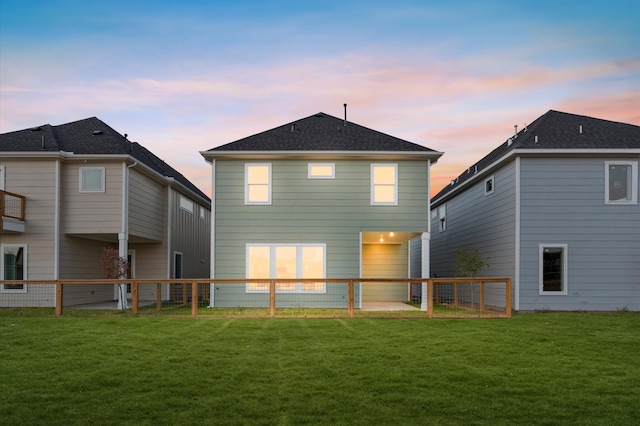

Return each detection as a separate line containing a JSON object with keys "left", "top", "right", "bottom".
{"left": 539, "top": 244, "right": 567, "bottom": 295}
{"left": 1, "top": 244, "right": 27, "bottom": 292}
{"left": 247, "top": 244, "right": 326, "bottom": 293}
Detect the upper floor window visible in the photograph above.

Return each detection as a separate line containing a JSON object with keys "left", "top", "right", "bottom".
{"left": 371, "top": 164, "right": 397, "bottom": 205}
{"left": 485, "top": 175, "right": 495, "bottom": 196}
{"left": 1, "top": 244, "right": 27, "bottom": 293}
{"left": 438, "top": 205, "right": 447, "bottom": 232}
{"left": 245, "top": 163, "right": 271, "bottom": 205}
{"left": 308, "top": 163, "right": 335, "bottom": 179}
{"left": 605, "top": 161, "right": 637, "bottom": 204}
{"left": 80, "top": 167, "right": 105, "bottom": 192}
{"left": 179, "top": 195, "right": 194, "bottom": 213}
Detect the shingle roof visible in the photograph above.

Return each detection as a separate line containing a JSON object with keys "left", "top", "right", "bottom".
{"left": 0, "top": 117, "right": 210, "bottom": 203}
{"left": 205, "top": 112, "right": 441, "bottom": 155}
{"left": 431, "top": 110, "right": 640, "bottom": 204}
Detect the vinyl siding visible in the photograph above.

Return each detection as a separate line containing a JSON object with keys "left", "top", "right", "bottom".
{"left": 128, "top": 169, "right": 164, "bottom": 242}
{"left": 0, "top": 159, "right": 57, "bottom": 306}
{"left": 362, "top": 243, "right": 409, "bottom": 301}
{"left": 170, "top": 188, "right": 211, "bottom": 279}
{"left": 213, "top": 159, "right": 429, "bottom": 307}
{"left": 519, "top": 157, "right": 640, "bottom": 311}
{"left": 430, "top": 161, "right": 517, "bottom": 281}
{"left": 61, "top": 162, "right": 122, "bottom": 234}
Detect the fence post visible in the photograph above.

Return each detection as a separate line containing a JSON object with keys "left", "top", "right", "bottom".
{"left": 269, "top": 280, "right": 276, "bottom": 318}
{"left": 56, "top": 282, "right": 63, "bottom": 317}
{"left": 156, "top": 283, "right": 162, "bottom": 312}
{"left": 454, "top": 282, "right": 459, "bottom": 308}
{"left": 348, "top": 280, "right": 354, "bottom": 318}
{"left": 427, "top": 279, "right": 433, "bottom": 318}
{"left": 479, "top": 281, "right": 485, "bottom": 313}
{"left": 132, "top": 281, "right": 139, "bottom": 315}
{"left": 505, "top": 278, "right": 512, "bottom": 318}
{"left": 191, "top": 281, "right": 198, "bottom": 317}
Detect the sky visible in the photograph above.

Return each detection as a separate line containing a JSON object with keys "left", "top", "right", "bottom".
{"left": 1, "top": 0, "right": 639, "bottom": 198}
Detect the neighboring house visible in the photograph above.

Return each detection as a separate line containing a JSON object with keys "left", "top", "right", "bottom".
{"left": 426, "top": 110, "right": 639, "bottom": 311}
{"left": 1, "top": 117, "right": 211, "bottom": 307}
{"left": 201, "top": 111, "right": 443, "bottom": 309}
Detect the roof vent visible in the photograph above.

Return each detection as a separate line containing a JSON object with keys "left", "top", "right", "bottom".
{"left": 92, "top": 130, "right": 103, "bottom": 136}
{"left": 474, "top": 165, "right": 478, "bottom": 174}
{"left": 29, "top": 126, "right": 42, "bottom": 132}
{"left": 534, "top": 135, "right": 539, "bottom": 144}
{"left": 343, "top": 103, "right": 348, "bottom": 127}
{"left": 579, "top": 125, "right": 583, "bottom": 134}
{"left": 507, "top": 137, "right": 513, "bottom": 146}
{"left": 450, "top": 180, "right": 455, "bottom": 186}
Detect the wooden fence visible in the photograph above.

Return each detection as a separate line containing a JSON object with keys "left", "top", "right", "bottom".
{"left": 0, "top": 277, "right": 511, "bottom": 318}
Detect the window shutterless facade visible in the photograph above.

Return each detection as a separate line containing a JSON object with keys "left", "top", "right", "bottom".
{"left": 371, "top": 164, "right": 398, "bottom": 205}
{"left": 179, "top": 195, "right": 194, "bottom": 213}
{"left": 605, "top": 161, "right": 638, "bottom": 204}
{"left": 539, "top": 244, "right": 568, "bottom": 295}
{"left": 245, "top": 163, "right": 271, "bottom": 204}
{"left": 308, "top": 163, "right": 335, "bottom": 179}
{"left": 79, "top": 167, "right": 105, "bottom": 192}
{"left": 246, "top": 244, "right": 326, "bottom": 293}
{"left": 485, "top": 175, "right": 494, "bottom": 196}
{"left": 1, "top": 244, "right": 27, "bottom": 292}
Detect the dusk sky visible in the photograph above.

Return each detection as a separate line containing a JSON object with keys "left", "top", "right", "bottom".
{"left": 1, "top": 0, "right": 638, "bottom": 197}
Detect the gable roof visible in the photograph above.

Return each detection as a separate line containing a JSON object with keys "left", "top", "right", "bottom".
{"left": 202, "top": 112, "right": 442, "bottom": 161}
{"left": 0, "top": 117, "right": 210, "bottom": 203}
{"left": 432, "top": 110, "right": 640, "bottom": 205}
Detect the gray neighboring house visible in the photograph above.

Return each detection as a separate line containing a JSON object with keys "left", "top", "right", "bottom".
{"left": 425, "top": 110, "right": 639, "bottom": 311}
{"left": 1, "top": 117, "right": 211, "bottom": 307}
{"left": 201, "top": 111, "right": 443, "bottom": 309}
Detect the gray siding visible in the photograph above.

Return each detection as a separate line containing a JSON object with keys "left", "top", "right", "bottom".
{"left": 170, "top": 188, "right": 211, "bottom": 279}
{"left": 519, "top": 157, "right": 640, "bottom": 311}
{"left": 213, "top": 159, "right": 429, "bottom": 307}
{"left": 431, "top": 162, "right": 517, "bottom": 281}
{"left": 128, "top": 169, "right": 164, "bottom": 242}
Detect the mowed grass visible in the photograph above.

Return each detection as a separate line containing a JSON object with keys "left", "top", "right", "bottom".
{"left": 0, "top": 313, "right": 638, "bottom": 425}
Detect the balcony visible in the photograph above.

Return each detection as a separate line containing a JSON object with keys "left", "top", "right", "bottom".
{"left": 1, "top": 190, "right": 25, "bottom": 233}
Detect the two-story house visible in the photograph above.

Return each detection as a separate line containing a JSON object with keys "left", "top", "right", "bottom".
{"left": 201, "top": 111, "right": 442, "bottom": 309}
{"left": 427, "top": 110, "right": 639, "bottom": 311}
{"left": 1, "top": 117, "right": 211, "bottom": 308}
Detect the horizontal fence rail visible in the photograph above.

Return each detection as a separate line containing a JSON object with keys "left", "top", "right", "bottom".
{"left": 0, "top": 278, "right": 511, "bottom": 318}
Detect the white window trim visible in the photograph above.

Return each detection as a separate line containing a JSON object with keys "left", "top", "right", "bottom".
{"left": 199, "top": 206, "right": 205, "bottom": 219}
{"left": 308, "top": 163, "right": 335, "bottom": 179}
{"left": 1, "top": 243, "right": 28, "bottom": 293}
{"left": 485, "top": 175, "right": 495, "bottom": 196}
{"left": 245, "top": 243, "right": 327, "bottom": 293}
{"left": 179, "top": 195, "right": 194, "bottom": 213}
{"left": 79, "top": 167, "right": 105, "bottom": 193}
{"left": 371, "top": 163, "right": 398, "bottom": 205}
{"left": 438, "top": 205, "right": 446, "bottom": 232}
{"left": 174, "top": 251, "right": 183, "bottom": 279}
{"left": 245, "top": 163, "right": 272, "bottom": 205}
{"left": 539, "top": 244, "right": 568, "bottom": 295}
{"left": 605, "top": 161, "right": 638, "bottom": 205}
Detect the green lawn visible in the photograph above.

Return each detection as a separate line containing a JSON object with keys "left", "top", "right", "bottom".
{"left": 0, "top": 313, "right": 638, "bottom": 425}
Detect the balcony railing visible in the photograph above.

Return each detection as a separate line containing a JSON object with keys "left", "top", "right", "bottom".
{"left": 1, "top": 190, "right": 26, "bottom": 230}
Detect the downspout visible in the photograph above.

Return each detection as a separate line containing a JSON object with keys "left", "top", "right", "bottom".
{"left": 54, "top": 160, "right": 60, "bottom": 280}
{"left": 208, "top": 160, "right": 216, "bottom": 308}
{"left": 421, "top": 159, "right": 432, "bottom": 312}
{"left": 514, "top": 157, "right": 521, "bottom": 311}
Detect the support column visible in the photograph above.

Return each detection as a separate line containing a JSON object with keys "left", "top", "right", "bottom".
{"left": 420, "top": 232, "right": 430, "bottom": 312}
{"left": 117, "top": 232, "right": 129, "bottom": 309}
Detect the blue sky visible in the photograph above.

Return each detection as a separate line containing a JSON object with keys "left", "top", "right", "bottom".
{"left": 1, "top": 0, "right": 639, "bottom": 196}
